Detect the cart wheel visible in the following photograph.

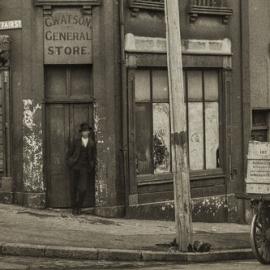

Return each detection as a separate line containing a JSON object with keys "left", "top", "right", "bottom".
{"left": 251, "top": 214, "right": 270, "bottom": 264}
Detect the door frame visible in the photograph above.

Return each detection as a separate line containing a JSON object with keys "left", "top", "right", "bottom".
{"left": 43, "top": 64, "right": 95, "bottom": 208}
{"left": 44, "top": 99, "right": 95, "bottom": 208}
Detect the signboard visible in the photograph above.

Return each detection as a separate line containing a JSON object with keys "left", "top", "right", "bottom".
{"left": 0, "top": 20, "right": 22, "bottom": 30}
{"left": 44, "top": 9, "right": 92, "bottom": 64}
{"left": 246, "top": 141, "right": 270, "bottom": 194}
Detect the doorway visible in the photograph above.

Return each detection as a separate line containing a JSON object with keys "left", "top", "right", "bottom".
{"left": 45, "top": 65, "right": 95, "bottom": 208}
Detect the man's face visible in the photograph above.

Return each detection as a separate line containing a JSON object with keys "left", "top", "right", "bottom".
{"left": 81, "top": 131, "right": 90, "bottom": 138}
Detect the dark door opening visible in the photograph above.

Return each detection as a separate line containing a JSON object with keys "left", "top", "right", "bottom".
{"left": 45, "top": 65, "right": 95, "bottom": 208}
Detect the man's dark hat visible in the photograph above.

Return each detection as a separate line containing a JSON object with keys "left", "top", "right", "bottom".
{"left": 79, "top": 122, "right": 92, "bottom": 132}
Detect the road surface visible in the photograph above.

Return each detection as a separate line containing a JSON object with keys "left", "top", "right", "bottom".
{"left": 0, "top": 257, "right": 269, "bottom": 270}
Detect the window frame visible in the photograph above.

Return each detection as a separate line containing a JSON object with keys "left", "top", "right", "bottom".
{"left": 134, "top": 67, "right": 172, "bottom": 178}
{"left": 184, "top": 67, "right": 225, "bottom": 178}
{"left": 184, "top": 68, "right": 224, "bottom": 175}
{"left": 130, "top": 67, "right": 226, "bottom": 185}
{"left": 127, "top": 51, "right": 231, "bottom": 190}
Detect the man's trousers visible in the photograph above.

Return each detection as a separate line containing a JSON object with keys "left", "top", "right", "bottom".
{"left": 71, "top": 168, "right": 90, "bottom": 210}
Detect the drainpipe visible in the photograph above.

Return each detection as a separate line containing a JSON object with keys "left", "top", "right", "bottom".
{"left": 240, "top": 0, "right": 251, "bottom": 223}
{"left": 119, "top": 0, "right": 129, "bottom": 212}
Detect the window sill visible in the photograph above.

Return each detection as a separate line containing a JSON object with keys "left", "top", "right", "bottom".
{"left": 190, "top": 168, "right": 225, "bottom": 180}
{"left": 252, "top": 126, "right": 267, "bottom": 131}
{"left": 34, "top": 0, "right": 101, "bottom": 6}
{"left": 137, "top": 173, "right": 173, "bottom": 186}
{"left": 189, "top": 5, "right": 233, "bottom": 24}
{"left": 137, "top": 169, "right": 226, "bottom": 186}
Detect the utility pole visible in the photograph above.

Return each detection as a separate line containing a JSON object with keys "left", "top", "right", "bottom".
{"left": 164, "top": 0, "right": 193, "bottom": 251}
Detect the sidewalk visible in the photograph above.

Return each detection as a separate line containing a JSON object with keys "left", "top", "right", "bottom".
{"left": 0, "top": 203, "right": 253, "bottom": 262}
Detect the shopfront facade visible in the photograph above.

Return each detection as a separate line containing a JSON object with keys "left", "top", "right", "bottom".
{"left": 0, "top": 0, "right": 249, "bottom": 222}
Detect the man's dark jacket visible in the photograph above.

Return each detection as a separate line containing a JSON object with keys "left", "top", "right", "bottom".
{"left": 66, "top": 137, "right": 95, "bottom": 172}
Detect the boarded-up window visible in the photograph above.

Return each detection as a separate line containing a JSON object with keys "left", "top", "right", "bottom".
{"left": 135, "top": 69, "right": 171, "bottom": 175}
{"left": 185, "top": 69, "right": 220, "bottom": 171}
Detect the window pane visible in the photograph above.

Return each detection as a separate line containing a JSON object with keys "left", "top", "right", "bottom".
{"left": 135, "top": 103, "right": 152, "bottom": 174}
{"left": 135, "top": 70, "right": 150, "bottom": 102}
{"left": 187, "top": 71, "right": 202, "bottom": 100}
{"left": 205, "top": 102, "right": 220, "bottom": 169}
{"left": 204, "top": 70, "right": 219, "bottom": 100}
{"left": 45, "top": 66, "right": 67, "bottom": 98}
{"left": 153, "top": 103, "right": 171, "bottom": 174}
{"left": 70, "top": 65, "right": 92, "bottom": 97}
{"left": 152, "top": 70, "right": 169, "bottom": 102}
{"left": 252, "top": 110, "right": 267, "bottom": 127}
{"left": 188, "top": 102, "right": 204, "bottom": 170}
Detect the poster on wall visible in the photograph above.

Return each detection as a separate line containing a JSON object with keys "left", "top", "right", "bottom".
{"left": 44, "top": 9, "right": 92, "bottom": 64}
{"left": 246, "top": 141, "right": 270, "bottom": 194}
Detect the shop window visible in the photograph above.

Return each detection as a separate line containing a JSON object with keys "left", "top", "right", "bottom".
{"left": 185, "top": 70, "right": 221, "bottom": 171}
{"left": 251, "top": 110, "right": 269, "bottom": 142}
{"left": 134, "top": 68, "right": 222, "bottom": 177}
{"left": 135, "top": 69, "right": 171, "bottom": 175}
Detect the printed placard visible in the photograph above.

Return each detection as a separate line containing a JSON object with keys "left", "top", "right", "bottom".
{"left": 246, "top": 141, "right": 270, "bottom": 191}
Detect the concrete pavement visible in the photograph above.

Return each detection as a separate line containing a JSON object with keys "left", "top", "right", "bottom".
{"left": 0, "top": 203, "right": 253, "bottom": 262}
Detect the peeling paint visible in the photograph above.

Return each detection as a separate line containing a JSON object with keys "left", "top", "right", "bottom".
{"left": 93, "top": 103, "right": 108, "bottom": 207}
{"left": 95, "top": 158, "right": 109, "bottom": 206}
{"left": 23, "top": 99, "right": 44, "bottom": 193}
{"left": 192, "top": 196, "right": 228, "bottom": 217}
{"left": 157, "top": 195, "right": 237, "bottom": 220}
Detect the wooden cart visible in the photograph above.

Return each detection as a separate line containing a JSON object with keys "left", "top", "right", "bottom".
{"left": 237, "top": 193, "right": 270, "bottom": 264}
{"left": 239, "top": 141, "right": 270, "bottom": 264}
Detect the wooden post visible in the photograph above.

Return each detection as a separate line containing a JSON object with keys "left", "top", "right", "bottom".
{"left": 164, "top": 0, "right": 193, "bottom": 251}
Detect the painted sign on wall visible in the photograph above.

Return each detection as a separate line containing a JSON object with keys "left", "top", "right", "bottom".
{"left": 44, "top": 9, "right": 92, "bottom": 64}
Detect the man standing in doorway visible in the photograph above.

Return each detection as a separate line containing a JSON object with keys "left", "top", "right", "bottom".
{"left": 66, "top": 123, "right": 95, "bottom": 215}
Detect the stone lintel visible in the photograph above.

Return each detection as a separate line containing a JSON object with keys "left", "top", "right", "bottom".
{"left": 125, "top": 33, "right": 232, "bottom": 56}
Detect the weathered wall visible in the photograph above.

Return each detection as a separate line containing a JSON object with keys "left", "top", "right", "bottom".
{"left": 92, "top": 0, "right": 123, "bottom": 216}
{"left": 249, "top": 0, "right": 270, "bottom": 108}
{"left": 0, "top": 0, "right": 124, "bottom": 214}
{"left": 124, "top": 0, "right": 244, "bottom": 222}
{"left": 0, "top": 0, "right": 45, "bottom": 207}
{"left": 0, "top": 0, "right": 247, "bottom": 221}
{"left": 0, "top": 0, "right": 24, "bottom": 197}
